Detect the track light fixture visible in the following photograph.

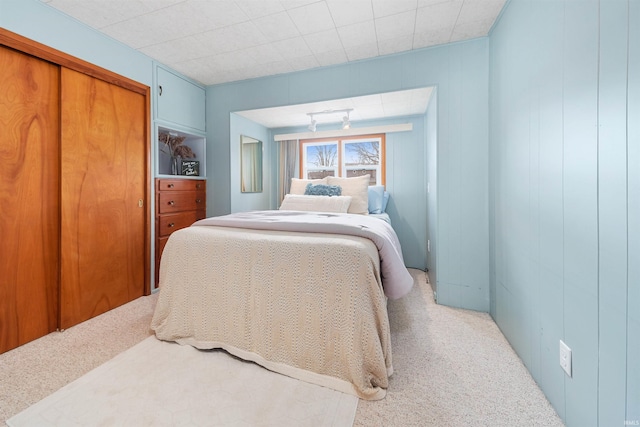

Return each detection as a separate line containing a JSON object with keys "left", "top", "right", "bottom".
{"left": 308, "top": 114, "right": 317, "bottom": 132}
{"left": 306, "top": 108, "right": 353, "bottom": 132}
{"left": 342, "top": 111, "right": 351, "bottom": 129}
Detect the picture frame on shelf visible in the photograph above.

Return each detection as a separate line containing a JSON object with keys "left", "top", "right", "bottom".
{"left": 181, "top": 160, "right": 199, "bottom": 176}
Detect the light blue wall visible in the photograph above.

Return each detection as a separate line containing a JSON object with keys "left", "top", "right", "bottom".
{"left": 489, "top": 0, "right": 639, "bottom": 425}
{"left": 208, "top": 39, "right": 490, "bottom": 311}
{"left": 269, "top": 115, "right": 428, "bottom": 270}
{"left": 229, "top": 114, "right": 274, "bottom": 212}
{"left": 1, "top": 0, "right": 152, "bottom": 86}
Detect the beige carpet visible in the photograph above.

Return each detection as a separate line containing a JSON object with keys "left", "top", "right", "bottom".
{"left": 0, "top": 269, "right": 564, "bottom": 426}
{"left": 6, "top": 337, "right": 357, "bottom": 427}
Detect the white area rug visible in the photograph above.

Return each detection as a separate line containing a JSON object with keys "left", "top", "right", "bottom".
{"left": 7, "top": 336, "right": 358, "bottom": 427}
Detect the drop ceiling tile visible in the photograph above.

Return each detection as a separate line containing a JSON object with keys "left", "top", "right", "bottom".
{"left": 413, "top": 28, "right": 451, "bottom": 48}
{"left": 371, "top": 0, "right": 417, "bottom": 18}
{"left": 193, "top": 22, "right": 267, "bottom": 56}
{"left": 326, "top": 0, "right": 374, "bottom": 27}
{"left": 139, "top": 36, "right": 203, "bottom": 64}
{"left": 287, "top": 1, "right": 336, "bottom": 35}
{"left": 288, "top": 55, "right": 321, "bottom": 71}
{"left": 343, "top": 43, "right": 379, "bottom": 61}
{"left": 272, "top": 37, "right": 314, "bottom": 59}
{"left": 374, "top": 10, "right": 416, "bottom": 41}
{"left": 381, "top": 90, "right": 413, "bottom": 104}
{"left": 279, "top": 0, "right": 320, "bottom": 10}
{"left": 303, "top": 29, "right": 342, "bottom": 54}
{"left": 240, "top": 44, "right": 285, "bottom": 65}
{"left": 314, "top": 49, "right": 349, "bottom": 67}
{"left": 178, "top": 0, "right": 249, "bottom": 33}
{"left": 337, "top": 21, "right": 376, "bottom": 48}
{"left": 457, "top": 0, "right": 506, "bottom": 24}
{"left": 170, "top": 59, "right": 213, "bottom": 85}
{"left": 236, "top": 0, "right": 285, "bottom": 19}
{"left": 415, "top": 1, "right": 462, "bottom": 33}
{"left": 449, "top": 19, "right": 493, "bottom": 42}
{"left": 378, "top": 35, "right": 414, "bottom": 56}
{"left": 254, "top": 11, "right": 301, "bottom": 42}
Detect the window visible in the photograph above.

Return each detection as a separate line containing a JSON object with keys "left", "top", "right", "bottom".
{"left": 300, "top": 134, "right": 385, "bottom": 185}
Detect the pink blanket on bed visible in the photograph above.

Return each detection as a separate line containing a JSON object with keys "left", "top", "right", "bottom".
{"left": 193, "top": 210, "right": 414, "bottom": 299}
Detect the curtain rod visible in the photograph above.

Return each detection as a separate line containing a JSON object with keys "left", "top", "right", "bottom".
{"left": 273, "top": 123, "right": 413, "bottom": 141}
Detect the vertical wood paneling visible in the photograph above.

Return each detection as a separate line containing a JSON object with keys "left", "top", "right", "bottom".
{"left": 0, "top": 45, "right": 59, "bottom": 353}
{"left": 598, "top": 0, "right": 630, "bottom": 423}
{"left": 627, "top": 1, "right": 640, "bottom": 422}
{"left": 534, "top": 0, "right": 566, "bottom": 415}
{"left": 491, "top": 0, "right": 636, "bottom": 425}
{"left": 562, "top": 2, "right": 600, "bottom": 426}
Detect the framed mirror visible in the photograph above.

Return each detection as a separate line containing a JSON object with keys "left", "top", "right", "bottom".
{"left": 240, "top": 135, "right": 263, "bottom": 193}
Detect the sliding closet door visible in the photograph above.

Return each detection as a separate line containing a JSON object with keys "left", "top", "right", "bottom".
{"left": 0, "top": 46, "right": 60, "bottom": 353}
{"left": 60, "top": 67, "right": 146, "bottom": 329}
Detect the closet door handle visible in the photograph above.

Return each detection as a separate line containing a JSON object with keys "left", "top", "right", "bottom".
{"left": 159, "top": 85, "right": 163, "bottom": 96}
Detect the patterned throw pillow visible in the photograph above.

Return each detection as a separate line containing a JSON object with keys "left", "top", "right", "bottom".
{"left": 304, "top": 183, "right": 342, "bottom": 197}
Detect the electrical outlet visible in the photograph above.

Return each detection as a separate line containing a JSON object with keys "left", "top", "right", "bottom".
{"left": 559, "top": 340, "right": 572, "bottom": 377}
{"left": 427, "top": 240, "right": 431, "bottom": 252}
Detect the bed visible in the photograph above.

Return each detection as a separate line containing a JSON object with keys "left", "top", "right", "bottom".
{"left": 151, "top": 179, "right": 412, "bottom": 400}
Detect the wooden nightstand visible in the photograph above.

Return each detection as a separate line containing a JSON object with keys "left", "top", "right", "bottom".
{"left": 155, "top": 178, "right": 206, "bottom": 286}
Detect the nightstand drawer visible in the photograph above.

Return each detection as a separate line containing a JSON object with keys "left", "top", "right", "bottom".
{"left": 157, "top": 178, "right": 205, "bottom": 192}
{"left": 158, "top": 210, "right": 206, "bottom": 237}
{"left": 157, "top": 191, "right": 205, "bottom": 213}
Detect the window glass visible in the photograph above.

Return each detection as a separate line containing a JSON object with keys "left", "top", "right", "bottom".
{"left": 300, "top": 135, "right": 385, "bottom": 185}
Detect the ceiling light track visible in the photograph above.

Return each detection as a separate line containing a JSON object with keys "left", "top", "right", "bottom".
{"left": 307, "top": 108, "right": 353, "bottom": 132}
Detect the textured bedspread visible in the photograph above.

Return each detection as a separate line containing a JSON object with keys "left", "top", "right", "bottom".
{"left": 194, "top": 210, "right": 414, "bottom": 300}
{"left": 151, "top": 213, "right": 411, "bottom": 399}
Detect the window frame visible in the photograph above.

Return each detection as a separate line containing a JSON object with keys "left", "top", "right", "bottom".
{"left": 299, "top": 134, "right": 386, "bottom": 185}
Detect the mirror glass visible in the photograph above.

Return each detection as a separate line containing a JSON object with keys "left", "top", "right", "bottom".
{"left": 240, "top": 135, "right": 263, "bottom": 193}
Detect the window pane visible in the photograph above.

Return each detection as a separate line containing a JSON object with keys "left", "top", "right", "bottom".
{"left": 344, "top": 141, "right": 380, "bottom": 166}
{"left": 305, "top": 143, "right": 338, "bottom": 169}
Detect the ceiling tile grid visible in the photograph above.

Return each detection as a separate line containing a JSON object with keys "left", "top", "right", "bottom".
{"left": 41, "top": 0, "right": 506, "bottom": 86}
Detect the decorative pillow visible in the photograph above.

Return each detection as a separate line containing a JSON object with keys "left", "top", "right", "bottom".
{"left": 305, "top": 183, "right": 342, "bottom": 197}
{"left": 279, "top": 194, "right": 352, "bottom": 213}
{"left": 382, "top": 191, "right": 390, "bottom": 212}
{"left": 367, "top": 185, "right": 385, "bottom": 214}
{"left": 289, "top": 178, "right": 327, "bottom": 195}
{"left": 326, "top": 175, "right": 370, "bottom": 215}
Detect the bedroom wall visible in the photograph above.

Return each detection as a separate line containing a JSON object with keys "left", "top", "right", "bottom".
{"left": 0, "top": 0, "right": 152, "bottom": 87}
{"left": 207, "top": 39, "right": 490, "bottom": 312}
{"left": 489, "top": 0, "right": 639, "bottom": 425}
{"left": 269, "top": 115, "right": 428, "bottom": 270}
{"left": 229, "top": 114, "right": 274, "bottom": 213}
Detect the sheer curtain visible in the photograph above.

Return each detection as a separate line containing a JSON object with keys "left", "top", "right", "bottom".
{"left": 278, "top": 139, "right": 298, "bottom": 205}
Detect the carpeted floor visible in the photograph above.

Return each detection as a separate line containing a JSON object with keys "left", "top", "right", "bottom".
{"left": 0, "top": 269, "right": 564, "bottom": 426}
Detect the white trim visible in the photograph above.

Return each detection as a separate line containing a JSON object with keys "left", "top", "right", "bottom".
{"left": 273, "top": 123, "right": 413, "bottom": 141}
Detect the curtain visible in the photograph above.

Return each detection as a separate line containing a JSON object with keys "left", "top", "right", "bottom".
{"left": 278, "top": 139, "right": 298, "bottom": 205}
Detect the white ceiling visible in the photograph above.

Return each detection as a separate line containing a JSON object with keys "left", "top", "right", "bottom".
{"left": 40, "top": 0, "right": 503, "bottom": 128}
{"left": 40, "top": 0, "right": 506, "bottom": 87}
{"left": 236, "top": 86, "right": 433, "bottom": 128}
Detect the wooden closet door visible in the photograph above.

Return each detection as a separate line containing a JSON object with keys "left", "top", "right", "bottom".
{"left": 60, "top": 67, "right": 146, "bottom": 329}
{"left": 0, "top": 46, "right": 60, "bottom": 353}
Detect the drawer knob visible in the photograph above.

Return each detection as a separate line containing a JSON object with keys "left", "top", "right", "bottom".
{"left": 168, "top": 223, "right": 175, "bottom": 228}
{"left": 168, "top": 183, "right": 174, "bottom": 188}
{"left": 196, "top": 199, "right": 201, "bottom": 203}
{"left": 196, "top": 184, "right": 201, "bottom": 189}
{"left": 168, "top": 200, "right": 175, "bottom": 206}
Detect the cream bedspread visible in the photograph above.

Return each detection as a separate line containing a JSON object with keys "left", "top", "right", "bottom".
{"left": 151, "top": 225, "right": 394, "bottom": 400}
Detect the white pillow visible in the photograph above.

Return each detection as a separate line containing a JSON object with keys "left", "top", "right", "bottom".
{"left": 279, "top": 194, "right": 352, "bottom": 213}
{"left": 326, "top": 175, "right": 370, "bottom": 215}
{"left": 289, "top": 177, "right": 327, "bottom": 195}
